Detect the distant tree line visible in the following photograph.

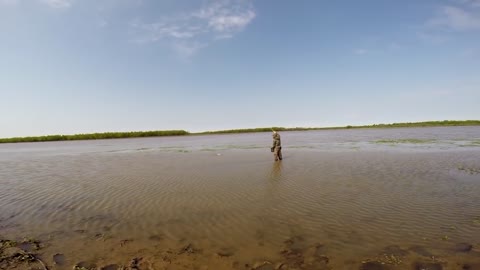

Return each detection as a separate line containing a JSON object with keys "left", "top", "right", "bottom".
{"left": 1, "top": 120, "right": 478, "bottom": 144}
{"left": 363, "top": 120, "right": 480, "bottom": 128}
{"left": 200, "top": 120, "right": 480, "bottom": 134}
{"left": 0, "top": 130, "right": 189, "bottom": 144}
{"left": 198, "top": 127, "right": 312, "bottom": 134}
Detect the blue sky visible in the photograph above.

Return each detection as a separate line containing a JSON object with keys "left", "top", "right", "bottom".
{"left": 1, "top": 0, "right": 479, "bottom": 137}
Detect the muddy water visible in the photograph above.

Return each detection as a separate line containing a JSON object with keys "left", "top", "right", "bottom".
{"left": 1, "top": 127, "right": 480, "bottom": 269}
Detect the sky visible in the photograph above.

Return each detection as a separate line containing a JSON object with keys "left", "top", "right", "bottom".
{"left": 0, "top": 0, "right": 479, "bottom": 137}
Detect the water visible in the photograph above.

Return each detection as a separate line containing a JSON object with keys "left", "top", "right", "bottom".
{"left": 1, "top": 127, "right": 479, "bottom": 269}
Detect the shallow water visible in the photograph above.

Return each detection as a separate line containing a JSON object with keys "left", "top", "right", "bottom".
{"left": 1, "top": 127, "right": 480, "bottom": 269}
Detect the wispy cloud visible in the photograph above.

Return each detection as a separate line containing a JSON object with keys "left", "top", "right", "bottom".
{"left": 0, "top": 0, "right": 20, "bottom": 5}
{"left": 424, "top": 0, "right": 480, "bottom": 32}
{"left": 40, "top": 0, "right": 73, "bottom": 9}
{"left": 351, "top": 39, "right": 404, "bottom": 56}
{"left": 130, "top": 0, "right": 256, "bottom": 56}
{"left": 353, "top": 48, "right": 368, "bottom": 55}
{"left": 418, "top": 1, "right": 480, "bottom": 43}
{"left": 453, "top": 0, "right": 480, "bottom": 8}
{"left": 192, "top": 1, "right": 255, "bottom": 33}
{"left": 427, "top": 5, "right": 480, "bottom": 31}
{"left": 0, "top": 0, "right": 73, "bottom": 8}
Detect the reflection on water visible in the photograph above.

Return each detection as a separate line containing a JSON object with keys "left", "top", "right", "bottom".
{"left": 0, "top": 127, "right": 479, "bottom": 269}
{"left": 270, "top": 161, "right": 283, "bottom": 180}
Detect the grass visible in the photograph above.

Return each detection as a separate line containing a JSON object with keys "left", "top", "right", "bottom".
{"left": 198, "top": 127, "right": 314, "bottom": 134}
{"left": 1, "top": 120, "right": 479, "bottom": 144}
{"left": 347, "top": 120, "right": 480, "bottom": 129}
{"left": 198, "top": 120, "right": 480, "bottom": 134}
{"left": 0, "top": 130, "right": 189, "bottom": 144}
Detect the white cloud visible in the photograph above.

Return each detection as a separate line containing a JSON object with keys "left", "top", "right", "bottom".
{"left": 0, "top": 0, "right": 73, "bottom": 8}
{"left": 130, "top": 0, "right": 256, "bottom": 56}
{"left": 426, "top": 0, "right": 480, "bottom": 32}
{"left": 453, "top": 0, "right": 480, "bottom": 8}
{"left": 39, "top": 0, "right": 72, "bottom": 8}
{"left": 0, "top": 0, "right": 19, "bottom": 5}
{"left": 353, "top": 48, "right": 368, "bottom": 55}
{"left": 419, "top": 1, "right": 480, "bottom": 43}
{"left": 428, "top": 6, "right": 480, "bottom": 31}
{"left": 192, "top": 1, "right": 255, "bottom": 33}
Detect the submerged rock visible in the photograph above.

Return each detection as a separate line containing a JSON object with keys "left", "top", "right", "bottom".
{"left": 313, "top": 243, "right": 327, "bottom": 258}
{"left": 216, "top": 247, "right": 235, "bottom": 257}
{"left": 283, "top": 235, "right": 307, "bottom": 252}
{"left": 461, "top": 263, "right": 480, "bottom": 270}
{"left": 360, "top": 261, "right": 390, "bottom": 270}
{"left": 53, "top": 253, "right": 66, "bottom": 265}
{"left": 74, "top": 261, "right": 97, "bottom": 270}
{"left": 120, "top": 239, "right": 133, "bottom": 247}
{"left": 148, "top": 234, "right": 163, "bottom": 241}
{"left": 19, "top": 241, "right": 38, "bottom": 252}
{"left": 252, "top": 261, "right": 274, "bottom": 270}
{"left": 129, "top": 257, "right": 142, "bottom": 270}
{"left": 409, "top": 245, "right": 433, "bottom": 257}
{"left": 413, "top": 262, "right": 443, "bottom": 270}
{"left": 280, "top": 248, "right": 304, "bottom": 268}
{"left": 101, "top": 264, "right": 120, "bottom": 270}
{"left": 454, "top": 243, "right": 473, "bottom": 253}
{"left": 382, "top": 245, "right": 409, "bottom": 257}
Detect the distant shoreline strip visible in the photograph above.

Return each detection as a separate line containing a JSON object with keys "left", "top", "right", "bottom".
{"left": 1, "top": 120, "right": 479, "bottom": 144}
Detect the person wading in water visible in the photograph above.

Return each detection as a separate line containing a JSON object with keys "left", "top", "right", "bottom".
{"left": 271, "top": 131, "right": 282, "bottom": 161}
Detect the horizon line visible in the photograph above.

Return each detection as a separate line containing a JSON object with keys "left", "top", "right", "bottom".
{"left": 1, "top": 120, "right": 479, "bottom": 143}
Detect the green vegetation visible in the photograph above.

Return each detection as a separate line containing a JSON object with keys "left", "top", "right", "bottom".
{"left": 198, "top": 127, "right": 315, "bottom": 134}
{"left": 352, "top": 120, "right": 480, "bottom": 128}
{"left": 0, "top": 120, "right": 479, "bottom": 144}
{"left": 198, "top": 120, "right": 480, "bottom": 134}
{"left": 0, "top": 130, "right": 189, "bottom": 144}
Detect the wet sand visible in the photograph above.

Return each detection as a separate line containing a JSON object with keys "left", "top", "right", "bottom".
{"left": 1, "top": 127, "right": 480, "bottom": 269}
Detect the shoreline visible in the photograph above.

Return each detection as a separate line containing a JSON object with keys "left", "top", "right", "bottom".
{"left": 1, "top": 120, "right": 479, "bottom": 144}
